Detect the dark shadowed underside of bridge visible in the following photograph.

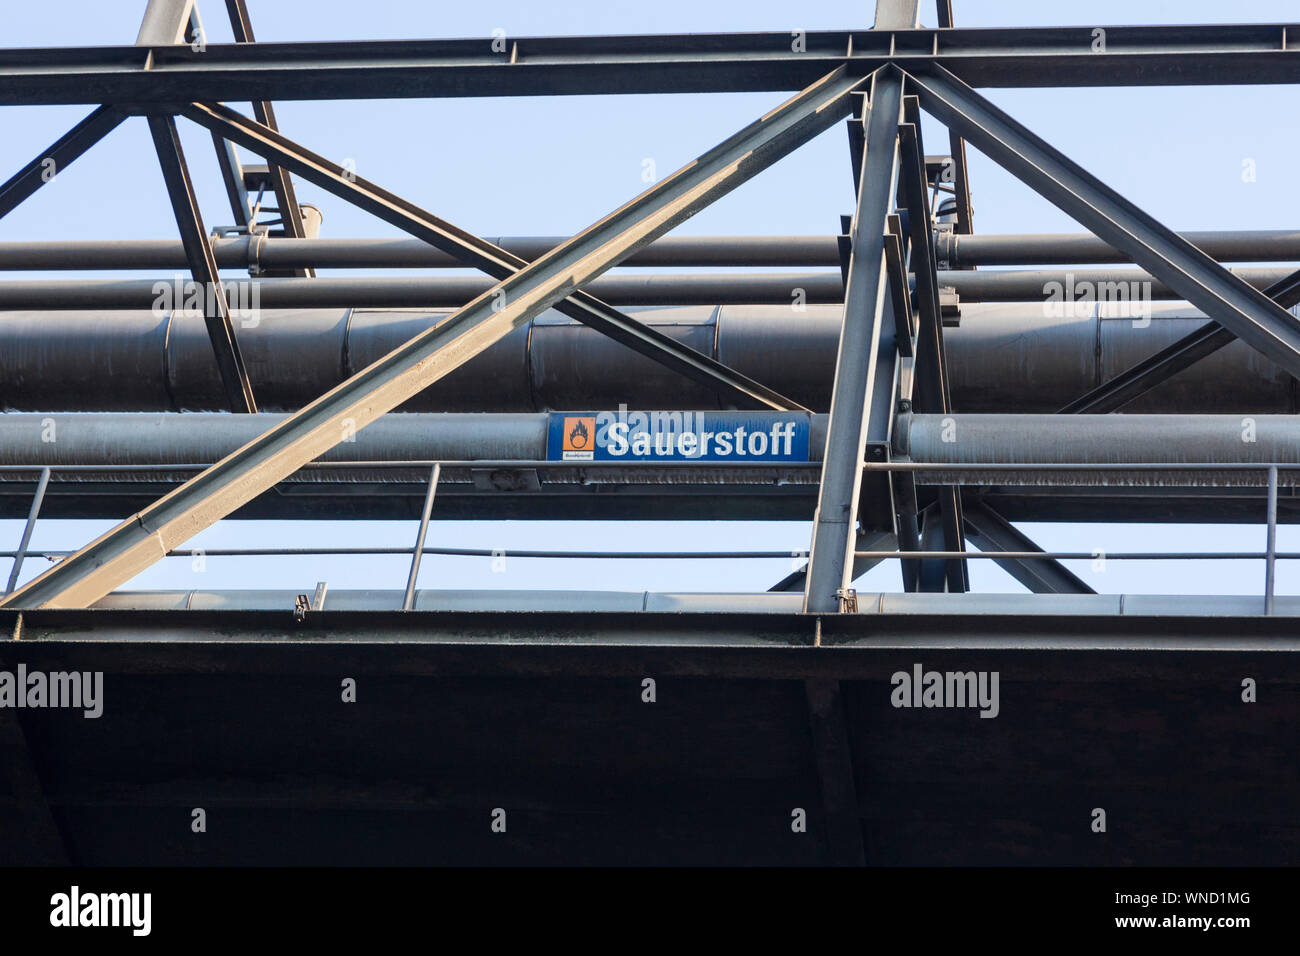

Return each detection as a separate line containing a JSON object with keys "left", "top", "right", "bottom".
{"left": 2, "top": 610, "right": 1297, "bottom": 866}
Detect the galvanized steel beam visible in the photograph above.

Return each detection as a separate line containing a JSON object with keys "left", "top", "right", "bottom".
{"left": 804, "top": 68, "right": 903, "bottom": 614}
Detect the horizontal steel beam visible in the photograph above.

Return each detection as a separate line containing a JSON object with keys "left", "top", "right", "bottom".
{"left": 10, "top": 607, "right": 1300, "bottom": 659}
{"left": 79, "top": 589, "right": 1300, "bottom": 616}
{"left": 3, "top": 23, "right": 1300, "bottom": 104}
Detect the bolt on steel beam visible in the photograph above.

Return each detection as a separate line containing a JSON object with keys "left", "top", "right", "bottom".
{"left": 181, "top": 101, "right": 807, "bottom": 412}
{"left": 0, "top": 65, "right": 864, "bottom": 610}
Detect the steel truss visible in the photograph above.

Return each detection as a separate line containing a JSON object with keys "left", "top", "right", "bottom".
{"left": 0, "top": 0, "right": 1294, "bottom": 620}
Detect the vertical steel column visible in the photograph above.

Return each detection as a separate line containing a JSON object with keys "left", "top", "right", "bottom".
{"left": 402, "top": 463, "right": 441, "bottom": 611}
{"left": 222, "top": 0, "right": 313, "bottom": 277}
{"left": 182, "top": 3, "right": 260, "bottom": 235}
{"left": 804, "top": 69, "right": 903, "bottom": 613}
{"left": 897, "top": 101, "right": 967, "bottom": 592}
{"left": 148, "top": 114, "right": 258, "bottom": 413}
{"left": 933, "top": 0, "right": 973, "bottom": 235}
{"left": 5, "top": 467, "right": 50, "bottom": 594}
{"left": 211, "top": 133, "right": 254, "bottom": 231}
{"left": 799, "top": 0, "right": 919, "bottom": 870}
{"left": 1265, "top": 465, "right": 1278, "bottom": 615}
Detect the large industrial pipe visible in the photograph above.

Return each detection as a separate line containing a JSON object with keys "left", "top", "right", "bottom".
{"left": 0, "top": 303, "right": 1291, "bottom": 414}
{"left": 0, "top": 267, "right": 1291, "bottom": 308}
{"left": 0, "top": 412, "right": 1295, "bottom": 474}
{"left": 0, "top": 413, "right": 562, "bottom": 465}
{"left": 900, "top": 414, "right": 1300, "bottom": 466}
{"left": 0, "top": 236, "right": 840, "bottom": 271}
{"left": 1, "top": 229, "right": 1297, "bottom": 270}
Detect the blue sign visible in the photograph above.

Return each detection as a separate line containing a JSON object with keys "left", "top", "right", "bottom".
{"left": 547, "top": 411, "right": 811, "bottom": 463}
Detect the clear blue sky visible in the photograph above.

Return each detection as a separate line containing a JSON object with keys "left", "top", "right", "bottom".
{"left": 1, "top": 0, "right": 1297, "bottom": 598}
